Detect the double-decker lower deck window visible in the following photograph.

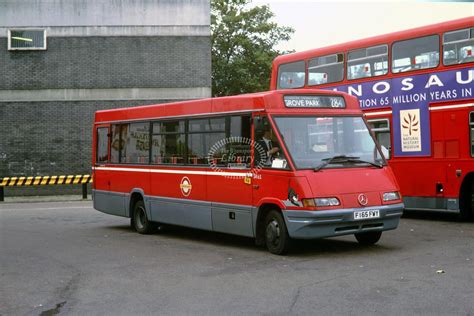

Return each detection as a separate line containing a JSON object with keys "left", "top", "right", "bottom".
{"left": 308, "top": 53, "right": 344, "bottom": 85}
{"left": 367, "top": 118, "right": 391, "bottom": 159}
{"left": 392, "top": 35, "right": 439, "bottom": 73}
{"left": 443, "top": 28, "right": 474, "bottom": 65}
{"left": 277, "top": 61, "right": 306, "bottom": 89}
{"left": 470, "top": 112, "right": 474, "bottom": 156}
{"left": 347, "top": 45, "right": 388, "bottom": 80}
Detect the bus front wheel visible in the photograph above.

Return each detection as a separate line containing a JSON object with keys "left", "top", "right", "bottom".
{"left": 355, "top": 231, "right": 382, "bottom": 245}
{"left": 264, "top": 210, "right": 291, "bottom": 255}
{"left": 133, "top": 200, "right": 156, "bottom": 234}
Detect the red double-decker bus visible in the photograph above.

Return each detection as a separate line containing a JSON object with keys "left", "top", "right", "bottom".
{"left": 92, "top": 90, "right": 403, "bottom": 254}
{"left": 270, "top": 17, "right": 474, "bottom": 219}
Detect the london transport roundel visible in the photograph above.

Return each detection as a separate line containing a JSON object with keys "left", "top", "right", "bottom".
{"left": 180, "top": 177, "right": 192, "bottom": 197}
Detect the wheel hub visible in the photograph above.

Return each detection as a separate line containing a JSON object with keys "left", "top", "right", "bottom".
{"left": 265, "top": 220, "right": 280, "bottom": 245}
{"left": 136, "top": 207, "right": 146, "bottom": 229}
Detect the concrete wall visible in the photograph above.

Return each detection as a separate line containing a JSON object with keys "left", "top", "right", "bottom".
{"left": 0, "top": 0, "right": 210, "bottom": 27}
{"left": 0, "top": 0, "right": 211, "bottom": 196}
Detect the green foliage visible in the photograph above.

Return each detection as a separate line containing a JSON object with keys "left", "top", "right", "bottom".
{"left": 211, "top": 0, "right": 294, "bottom": 97}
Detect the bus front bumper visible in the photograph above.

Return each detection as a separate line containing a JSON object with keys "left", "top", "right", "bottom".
{"left": 283, "top": 203, "right": 404, "bottom": 239}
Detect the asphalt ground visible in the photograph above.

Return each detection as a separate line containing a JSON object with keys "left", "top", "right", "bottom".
{"left": 0, "top": 201, "right": 473, "bottom": 315}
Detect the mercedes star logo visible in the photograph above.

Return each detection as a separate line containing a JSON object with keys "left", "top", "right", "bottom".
{"left": 358, "top": 194, "right": 368, "bottom": 206}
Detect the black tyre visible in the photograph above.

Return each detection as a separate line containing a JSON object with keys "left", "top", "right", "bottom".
{"left": 264, "top": 210, "right": 291, "bottom": 255}
{"left": 132, "top": 200, "right": 156, "bottom": 234}
{"left": 355, "top": 231, "right": 382, "bottom": 245}
{"left": 459, "top": 181, "right": 474, "bottom": 221}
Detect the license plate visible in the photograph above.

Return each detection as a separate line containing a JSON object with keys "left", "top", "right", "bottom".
{"left": 354, "top": 210, "right": 380, "bottom": 220}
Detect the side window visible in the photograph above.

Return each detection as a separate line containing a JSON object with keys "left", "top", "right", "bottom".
{"left": 308, "top": 53, "right": 344, "bottom": 85}
{"left": 348, "top": 45, "right": 388, "bottom": 80}
{"left": 124, "top": 122, "right": 150, "bottom": 163}
{"left": 443, "top": 28, "right": 474, "bottom": 66}
{"left": 277, "top": 61, "right": 306, "bottom": 89}
{"left": 96, "top": 127, "right": 109, "bottom": 163}
{"left": 367, "top": 119, "right": 391, "bottom": 159}
{"left": 253, "top": 116, "right": 288, "bottom": 169}
{"left": 211, "top": 115, "right": 252, "bottom": 168}
{"left": 151, "top": 121, "right": 185, "bottom": 164}
{"left": 392, "top": 35, "right": 439, "bottom": 73}
{"left": 110, "top": 124, "right": 127, "bottom": 163}
{"left": 187, "top": 118, "right": 226, "bottom": 165}
{"left": 470, "top": 112, "right": 474, "bottom": 157}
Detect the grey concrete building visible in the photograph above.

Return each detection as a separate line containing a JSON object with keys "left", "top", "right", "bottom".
{"left": 0, "top": 0, "right": 211, "bottom": 196}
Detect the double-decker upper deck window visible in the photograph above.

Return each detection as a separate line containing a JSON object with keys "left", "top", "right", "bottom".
{"left": 277, "top": 61, "right": 306, "bottom": 89}
{"left": 348, "top": 45, "right": 388, "bottom": 80}
{"left": 8, "top": 29, "right": 46, "bottom": 50}
{"left": 308, "top": 53, "right": 344, "bottom": 86}
{"left": 392, "top": 35, "right": 439, "bottom": 73}
{"left": 443, "top": 28, "right": 474, "bottom": 66}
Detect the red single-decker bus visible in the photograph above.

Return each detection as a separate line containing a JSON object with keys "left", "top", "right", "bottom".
{"left": 92, "top": 89, "right": 403, "bottom": 254}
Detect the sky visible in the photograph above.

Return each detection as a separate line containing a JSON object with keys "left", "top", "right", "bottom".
{"left": 251, "top": 0, "right": 473, "bottom": 52}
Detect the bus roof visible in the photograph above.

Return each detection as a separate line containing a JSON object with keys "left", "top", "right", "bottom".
{"left": 94, "top": 89, "right": 361, "bottom": 123}
{"left": 273, "top": 16, "right": 473, "bottom": 66}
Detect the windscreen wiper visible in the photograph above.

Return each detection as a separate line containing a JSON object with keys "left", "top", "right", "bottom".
{"left": 313, "top": 155, "right": 359, "bottom": 171}
{"left": 346, "top": 158, "right": 383, "bottom": 168}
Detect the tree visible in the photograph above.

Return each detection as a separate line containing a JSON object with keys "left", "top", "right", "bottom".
{"left": 211, "top": 0, "right": 294, "bottom": 97}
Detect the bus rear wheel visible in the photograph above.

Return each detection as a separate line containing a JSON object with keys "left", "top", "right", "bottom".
{"left": 355, "top": 231, "right": 382, "bottom": 245}
{"left": 133, "top": 200, "right": 156, "bottom": 234}
{"left": 264, "top": 210, "right": 291, "bottom": 255}
{"left": 459, "top": 181, "right": 474, "bottom": 221}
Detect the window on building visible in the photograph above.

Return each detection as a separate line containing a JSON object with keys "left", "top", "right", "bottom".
{"left": 443, "top": 28, "right": 474, "bottom": 66}
{"left": 347, "top": 45, "right": 388, "bottom": 80}
{"left": 367, "top": 118, "right": 391, "bottom": 159}
{"left": 308, "top": 53, "right": 344, "bottom": 85}
{"left": 96, "top": 127, "right": 109, "bottom": 163}
{"left": 8, "top": 29, "right": 46, "bottom": 50}
{"left": 470, "top": 112, "right": 474, "bottom": 157}
{"left": 277, "top": 61, "right": 306, "bottom": 89}
{"left": 392, "top": 35, "right": 439, "bottom": 73}
{"left": 151, "top": 121, "right": 186, "bottom": 164}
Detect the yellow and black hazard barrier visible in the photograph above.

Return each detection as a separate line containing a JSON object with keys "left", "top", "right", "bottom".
{"left": 0, "top": 175, "right": 93, "bottom": 201}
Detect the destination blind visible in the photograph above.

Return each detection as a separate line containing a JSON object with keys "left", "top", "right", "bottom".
{"left": 284, "top": 95, "right": 345, "bottom": 108}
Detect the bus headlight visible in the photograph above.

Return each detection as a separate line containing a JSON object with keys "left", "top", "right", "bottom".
{"left": 383, "top": 191, "right": 400, "bottom": 202}
{"left": 301, "top": 197, "right": 340, "bottom": 208}
{"left": 314, "top": 197, "right": 340, "bottom": 207}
